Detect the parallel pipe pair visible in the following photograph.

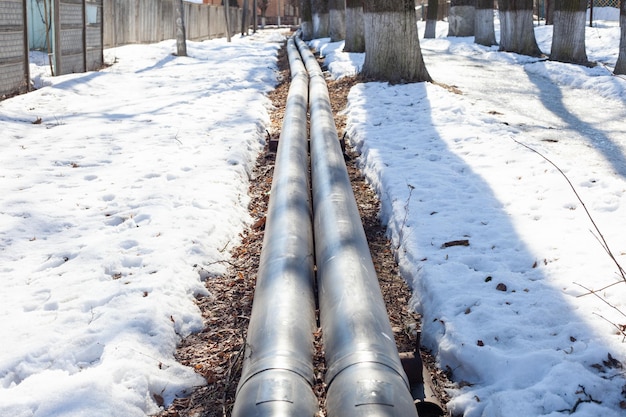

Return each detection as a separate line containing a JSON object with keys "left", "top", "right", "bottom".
{"left": 295, "top": 35, "right": 418, "bottom": 417}
{"left": 232, "top": 34, "right": 419, "bottom": 417}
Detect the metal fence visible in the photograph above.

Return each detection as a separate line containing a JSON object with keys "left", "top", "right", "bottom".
{"left": 54, "top": 0, "right": 104, "bottom": 76}
{"left": 1, "top": 0, "right": 242, "bottom": 99}
{"left": 103, "top": 0, "right": 243, "bottom": 48}
{"left": 0, "top": 0, "right": 29, "bottom": 98}
{"left": 592, "top": 0, "right": 620, "bottom": 7}
{"left": 1, "top": 0, "right": 103, "bottom": 97}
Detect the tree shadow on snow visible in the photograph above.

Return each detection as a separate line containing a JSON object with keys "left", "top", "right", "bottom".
{"left": 346, "top": 80, "right": 626, "bottom": 416}
{"left": 523, "top": 63, "right": 626, "bottom": 179}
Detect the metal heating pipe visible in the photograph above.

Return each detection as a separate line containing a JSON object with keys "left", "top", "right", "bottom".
{"left": 294, "top": 36, "right": 419, "bottom": 417}
{"left": 231, "top": 36, "right": 318, "bottom": 417}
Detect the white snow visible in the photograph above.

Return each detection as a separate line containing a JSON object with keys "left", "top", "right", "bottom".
{"left": 1, "top": 30, "right": 286, "bottom": 416}
{"left": 1, "top": 10, "right": 625, "bottom": 417}
{"left": 313, "top": 10, "right": 626, "bottom": 417}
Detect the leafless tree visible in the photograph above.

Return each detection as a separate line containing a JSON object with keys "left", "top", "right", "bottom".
{"left": 498, "top": 0, "right": 542, "bottom": 57}
{"left": 362, "top": 0, "right": 431, "bottom": 83}
{"left": 300, "top": 0, "right": 314, "bottom": 40}
{"left": 175, "top": 0, "right": 187, "bottom": 56}
{"left": 329, "top": 0, "right": 346, "bottom": 41}
{"left": 311, "top": 0, "right": 330, "bottom": 38}
{"left": 258, "top": 0, "right": 269, "bottom": 17}
{"left": 475, "top": 0, "right": 496, "bottom": 46}
{"left": 448, "top": 0, "right": 475, "bottom": 37}
{"left": 616, "top": 0, "right": 626, "bottom": 74}
{"left": 550, "top": 0, "right": 588, "bottom": 64}
{"left": 344, "top": 0, "right": 364, "bottom": 51}
{"left": 424, "top": 0, "right": 439, "bottom": 39}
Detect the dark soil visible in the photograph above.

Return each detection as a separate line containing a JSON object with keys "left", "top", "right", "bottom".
{"left": 158, "top": 37, "right": 450, "bottom": 417}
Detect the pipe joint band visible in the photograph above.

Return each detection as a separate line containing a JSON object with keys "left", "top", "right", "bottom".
{"left": 325, "top": 350, "right": 411, "bottom": 390}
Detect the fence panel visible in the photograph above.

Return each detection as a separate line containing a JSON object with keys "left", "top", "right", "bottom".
{"left": 209, "top": 5, "right": 226, "bottom": 39}
{"left": 0, "top": 0, "right": 29, "bottom": 98}
{"left": 53, "top": 0, "right": 103, "bottom": 76}
{"left": 186, "top": 2, "right": 205, "bottom": 41}
{"left": 55, "top": 0, "right": 85, "bottom": 74}
{"left": 85, "top": 0, "right": 103, "bottom": 71}
{"left": 591, "top": 0, "right": 620, "bottom": 7}
{"left": 160, "top": 0, "right": 174, "bottom": 41}
{"left": 103, "top": 0, "right": 242, "bottom": 48}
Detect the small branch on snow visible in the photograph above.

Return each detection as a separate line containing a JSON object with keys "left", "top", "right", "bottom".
{"left": 511, "top": 137, "right": 625, "bottom": 283}
{"left": 573, "top": 282, "right": 626, "bottom": 318}
{"left": 396, "top": 183, "right": 414, "bottom": 249}
{"left": 173, "top": 130, "right": 183, "bottom": 145}
{"left": 591, "top": 312, "right": 626, "bottom": 342}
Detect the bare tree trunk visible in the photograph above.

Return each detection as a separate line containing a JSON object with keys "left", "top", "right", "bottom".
{"left": 424, "top": 0, "right": 439, "bottom": 38}
{"left": 498, "top": 0, "right": 542, "bottom": 57}
{"left": 448, "top": 0, "right": 475, "bottom": 37}
{"left": 224, "top": 0, "right": 232, "bottom": 42}
{"left": 546, "top": 0, "right": 554, "bottom": 24}
{"left": 300, "top": 0, "right": 314, "bottom": 40}
{"left": 242, "top": 0, "right": 249, "bottom": 35}
{"left": 550, "top": 0, "right": 588, "bottom": 64}
{"left": 615, "top": 0, "right": 626, "bottom": 74}
{"left": 175, "top": 0, "right": 187, "bottom": 56}
{"left": 362, "top": 0, "right": 431, "bottom": 83}
{"left": 344, "top": 0, "right": 364, "bottom": 52}
{"left": 312, "top": 0, "right": 330, "bottom": 38}
{"left": 253, "top": 0, "right": 257, "bottom": 33}
{"left": 329, "top": 0, "right": 346, "bottom": 41}
{"left": 475, "top": 0, "right": 496, "bottom": 46}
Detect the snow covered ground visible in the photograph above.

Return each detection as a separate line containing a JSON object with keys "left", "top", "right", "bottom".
{"left": 1, "top": 30, "right": 287, "bottom": 416}
{"left": 314, "top": 8, "right": 626, "bottom": 417}
{"left": 1, "top": 8, "right": 625, "bottom": 417}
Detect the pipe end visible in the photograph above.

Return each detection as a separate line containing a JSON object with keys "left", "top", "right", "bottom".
{"left": 232, "top": 369, "right": 318, "bottom": 417}
{"left": 325, "top": 364, "right": 418, "bottom": 417}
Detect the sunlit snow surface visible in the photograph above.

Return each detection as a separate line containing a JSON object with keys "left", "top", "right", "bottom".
{"left": 1, "top": 30, "right": 286, "bottom": 416}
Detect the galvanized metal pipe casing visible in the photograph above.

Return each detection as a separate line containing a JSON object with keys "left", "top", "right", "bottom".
{"left": 234, "top": 369, "right": 319, "bottom": 417}
{"left": 294, "top": 36, "right": 418, "bottom": 417}
{"left": 232, "top": 37, "right": 318, "bottom": 417}
{"left": 326, "top": 365, "right": 421, "bottom": 417}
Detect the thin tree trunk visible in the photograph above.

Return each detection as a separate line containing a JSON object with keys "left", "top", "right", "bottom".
{"left": 498, "top": 0, "right": 542, "bottom": 57}
{"left": 242, "top": 0, "right": 249, "bottom": 35}
{"left": 362, "top": 0, "right": 431, "bottom": 83}
{"left": 329, "top": 0, "right": 346, "bottom": 42}
{"left": 344, "top": 0, "right": 364, "bottom": 52}
{"left": 424, "top": 0, "right": 438, "bottom": 38}
{"left": 550, "top": 0, "right": 588, "bottom": 64}
{"left": 448, "top": 0, "right": 475, "bottom": 37}
{"left": 615, "top": 0, "right": 626, "bottom": 74}
{"left": 224, "top": 0, "right": 232, "bottom": 42}
{"left": 546, "top": 0, "right": 554, "bottom": 24}
{"left": 253, "top": 0, "right": 257, "bottom": 32}
{"left": 175, "top": 0, "right": 187, "bottom": 56}
{"left": 475, "top": 0, "right": 496, "bottom": 46}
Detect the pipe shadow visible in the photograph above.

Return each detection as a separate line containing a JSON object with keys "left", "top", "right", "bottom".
{"left": 344, "top": 80, "right": 626, "bottom": 416}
